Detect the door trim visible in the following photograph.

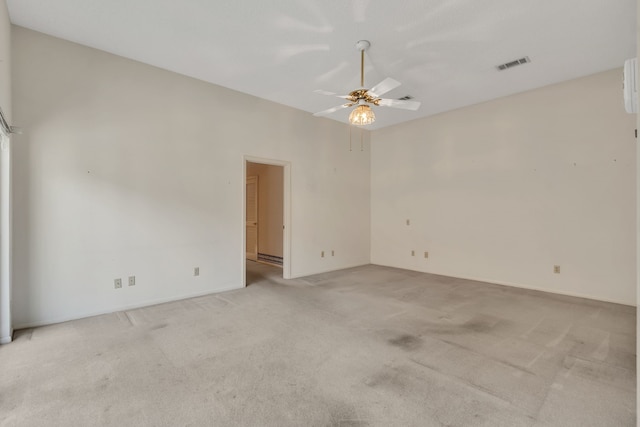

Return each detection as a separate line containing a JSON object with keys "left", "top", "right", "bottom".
{"left": 242, "top": 156, "right": 292, "bottom": 285}
{"left": 245, "top": 175, "right": 258, "bottom": 261}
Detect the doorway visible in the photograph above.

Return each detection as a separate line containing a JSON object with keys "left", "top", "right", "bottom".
{"left": 243, "top": 157, "right": 291, "bottom": 286}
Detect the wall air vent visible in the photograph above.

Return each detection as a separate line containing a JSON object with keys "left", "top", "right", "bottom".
{"left": 398, "top": 95, "right": 413, "bottom": 100}
{"left": 496, "top": 56, "right": 531, "bottom": 71}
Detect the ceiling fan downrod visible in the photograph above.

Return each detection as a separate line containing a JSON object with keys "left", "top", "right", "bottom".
{"left": 355, "top": 40, "right": 370, "bottom": 88}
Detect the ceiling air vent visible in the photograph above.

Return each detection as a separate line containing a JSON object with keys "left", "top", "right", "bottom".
{"left": 398, "top": 95, "right": 413, "bottom": 100}
{"left": 496, "top": 56, "right": 531, "bottom": 71}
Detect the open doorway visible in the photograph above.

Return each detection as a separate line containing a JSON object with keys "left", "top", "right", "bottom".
{"left": 243, "top": 157, "right": 291, "bottom": 286}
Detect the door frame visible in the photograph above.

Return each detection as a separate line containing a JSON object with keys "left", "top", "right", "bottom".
{"left": 0, "top": 132, "right": 11, "bottom": 344}
{"left": 245, "top": 175, "right": 258, "bottom": 261}
{"left": 242, "top": 155, "right": 292, "bottom": 285}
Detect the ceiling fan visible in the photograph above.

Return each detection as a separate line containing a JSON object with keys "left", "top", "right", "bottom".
{"left": 313, "top": 40, "right": 421, "bottom": 126}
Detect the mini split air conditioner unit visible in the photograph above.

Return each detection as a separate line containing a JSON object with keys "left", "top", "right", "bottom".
{"left": 623, "top": 58, "right": 637, "bottom": 114}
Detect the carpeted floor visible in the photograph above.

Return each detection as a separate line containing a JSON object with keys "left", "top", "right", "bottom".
{"left": 1, "top": 262, "right": 636, "bottom": 426}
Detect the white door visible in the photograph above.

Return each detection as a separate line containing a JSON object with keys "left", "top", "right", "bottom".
{"left": 246, "top": 176, "right": 258, "bottom": 261}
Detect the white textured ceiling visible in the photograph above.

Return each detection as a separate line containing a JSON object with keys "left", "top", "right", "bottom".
{"left": 7, "top": 0, "right": 637, "bottom": 130}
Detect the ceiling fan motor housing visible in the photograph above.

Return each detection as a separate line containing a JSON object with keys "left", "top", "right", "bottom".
{"left": 348, "top": 89, "right": 380, "bottom": 105}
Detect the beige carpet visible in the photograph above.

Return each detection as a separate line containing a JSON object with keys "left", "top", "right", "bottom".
{"left": 1, "top": 262, "right": 636, "bottom": 426}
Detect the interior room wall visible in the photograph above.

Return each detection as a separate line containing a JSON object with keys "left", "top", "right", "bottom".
{"left": 11, "top": 26, "right": 371, "bottom": 328}
{"left": 0, "top": 0, "right": 12, "bottom": 343}
{"left": 246, "top": 162, "right": 284, "bottom": 259}
{"left": 371, "top": 68, "right": 637, "bottom": 305}
{"left": 0, "top": 2, "right": 8, "bottom": 117}
{"left": 635, "top": 0, "right": 639, "bottom": 413}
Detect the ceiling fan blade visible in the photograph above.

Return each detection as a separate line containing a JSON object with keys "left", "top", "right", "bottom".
{"left": 313, "top": 89, "right": 337, "bottom": 96}
{"left": 314, "top": 90, "right": 352, "bottom": 100}
{"left": 313, "top": 104, "right": 351, "bottom": 116}
{"left": 369, "top": 77, "right": 401, "bottom": 97}
{"left": 376, "top": 98, "right": 421, "bottom": 111}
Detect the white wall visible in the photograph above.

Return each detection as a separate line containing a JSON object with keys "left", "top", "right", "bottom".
{"left": 372, "top": 69, "right": 637, "bottom": 305}
{"left": 0, "top": 0, "right": 12, "bottom": 343}
{"left": 12, "top": 27, "right": 371, "bottom": 328}
{"left": 636, "top": 0, "right": 640, "bottom": 420}
{"left": 0, "top": 1, "right": 8, "bottom": 116}
{"left": 246, "top": 162, "right": 284, "bottom": 258}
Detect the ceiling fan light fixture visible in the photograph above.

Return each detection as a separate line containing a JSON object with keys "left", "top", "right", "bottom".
{"left": 349, "top": 104, "right": 375, "bottom": 126}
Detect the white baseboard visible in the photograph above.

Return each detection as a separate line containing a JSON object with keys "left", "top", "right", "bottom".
{"left": 14, "top": 264, "right": 633, "bottom": 331}
{"left": 448, "top": 273, "right": 634, "bottom": 307}
{"left": 14, "top": 283, "right": 243, "bottom": 330}
{"left": 0, "top": 329, "right": 13, "bottom": 344}
{"left": 372, "top": 263, "right": 635, "bottom": 307}
{"left": 290, "top": 262, "right": 371, "bottom": 280}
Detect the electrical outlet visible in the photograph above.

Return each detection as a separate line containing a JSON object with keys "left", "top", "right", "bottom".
{"left": 114, "top": 278, "right": 122, "bottom": 289}
{"left": 331, "top": 250, "right": 335, "bottom": 257}
{"left": 411, "top": 250, "right": 415, "bottom": 256}
{"left": 194, "top": 267, "right": 200, "bottom": 276}
{"left": 554, "top": 265, "right": 561, "bottom": 274}
{"left": 321, "top": 251, "right": 325, "bottom": 258}
{"left": 128, "top": 276, "right": 135, "bottom": 286}
{"left": 424, "top": 251, "right": 429, "bottom": 258}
